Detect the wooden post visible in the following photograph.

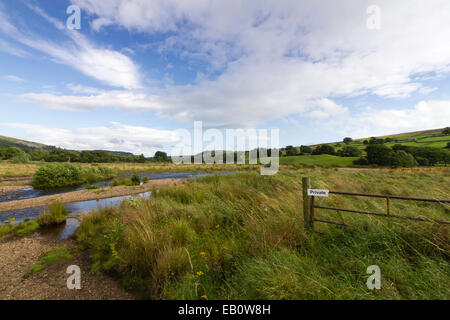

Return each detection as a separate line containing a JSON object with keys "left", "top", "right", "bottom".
{"left": 310, "top": 196, "right": 315, "bottom": 231}
{"left": 302, "top": 177, "right": 312, "bottom": 231}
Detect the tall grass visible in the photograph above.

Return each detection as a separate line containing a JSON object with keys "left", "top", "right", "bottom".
{"left": 37, "top": 202, "right": 69, "bottom": 227}
{"left": 76, "top": 169, "right": 449, "bottom": 299}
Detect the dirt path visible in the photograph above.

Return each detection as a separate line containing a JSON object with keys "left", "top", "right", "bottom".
{"left": 0, "top": 236, "right": 136, "bottom": 300}
{"left": 0, "top": 178, "right": 185, "bottom": 213}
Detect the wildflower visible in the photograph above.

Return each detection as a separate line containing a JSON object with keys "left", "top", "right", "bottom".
{"left": 200, "top": 251, "right": 206, "bottom": 257}
{"left": 196, "top": 271, "right": 204, "bottom": 277}
{"left": 215, "top": 225, "right": 220, "bottom": 229}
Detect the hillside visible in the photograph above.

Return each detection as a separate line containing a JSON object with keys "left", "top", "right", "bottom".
{"left": 311, "top": 128, "right": 449, "bottom": 150}
{"left": 0, "top": 135, "right": 47, "bottom": 151}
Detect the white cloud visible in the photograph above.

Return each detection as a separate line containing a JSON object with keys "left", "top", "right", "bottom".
{"left": 17, "top": 88, "right": 162, "bottom": 112}
{"left": 3, "top": 75, "right": 25, "bottom": 83}
{"left": 65, "top": 0, "right": 450, "bottom": 126}
{"left": 0, "top": 7, "right": 142, "bottom": 89}
{"left": 0, "top": 38, "right": 30, "bottom": 57}
{"left": 2, "top": 122, "right": 179, "bottom": 156}
{"left": 332, "top": 100, "right": 450, "bottom": 138}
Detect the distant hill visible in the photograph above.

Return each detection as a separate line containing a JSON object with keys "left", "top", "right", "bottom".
{"left": 0, "top": 135, "right": 140, "bottom": 156}
{"left": 309, "top": 128, "right": 447, "bottom": 148}
{"left": 283, "top": 127, "right": 449, "bottom": 155}
{"left": 0, "top": 135, "right": 47, "bottom": 151}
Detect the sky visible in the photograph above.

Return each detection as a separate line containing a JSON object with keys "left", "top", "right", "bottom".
{"left": 0, "top": 0, "right": 450, "bottom": 156}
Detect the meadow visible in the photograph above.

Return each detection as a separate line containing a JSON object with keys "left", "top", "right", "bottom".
{"left": 75, "top": 167, "right": 450, "bottom": 300}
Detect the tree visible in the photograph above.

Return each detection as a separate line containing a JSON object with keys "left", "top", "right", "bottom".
{"left": 369, "top": 137, "right": 385, "bottom": 145}
{"left": 2, "top": 147, "right": 25, "bottom": 160}
{"left": 363, "top": 140, "right": 369, "bottom": 145}
{"left": 445, "top": 142, "right": 450, "bottom": 149}
{"left": 286, "top": 148, "right": 297, "bottom": 157}
{"left": 312, "top": 145, "right": 336, "bottom": 155}
{"left": 343, "top": 137, "right": 353, "bottom": 144}
{"left": 338, "top": 146, "right": 363, "bottom": 157}
{"left": 365, "top": 144, "right": 393, "bottom": 166}
{"left": 300, "top": 145, "right": 312, "bottom": 154}
{"left": 390, "top": 151, "right": 418, "bottom": 168}
{"left": 154, "top": 151, "right": 168, "bottom": 162}
{"left": 442, "top": 127, "right": 450, "bottom": 135}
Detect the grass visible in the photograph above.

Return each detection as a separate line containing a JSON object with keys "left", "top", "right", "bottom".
{"left": 75, "top": 168, "right": 450, "bottom": 300}
{"left": 280, "top": 155, "right": 359, "bottom": 167}
{"left": 0, "top": 221, "right": 40, "bottom": 240}
{"left": 0, "top": 161, "right": 259, "bottom": 180}
{"left": 28, "top": 247, "right": 73, "bottom": 275}
{"left": 37, "top": 202, "right": 69, "bottom": 227}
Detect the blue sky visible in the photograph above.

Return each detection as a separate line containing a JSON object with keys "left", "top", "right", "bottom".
{"left": 1, "top": 0, "right": 450, "bottom": 155}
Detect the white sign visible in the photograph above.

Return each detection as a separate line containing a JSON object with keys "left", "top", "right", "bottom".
{"left": 308, "top": 189, "right": 329, "bottom": 197}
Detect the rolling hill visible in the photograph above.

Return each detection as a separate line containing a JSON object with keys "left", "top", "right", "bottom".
{"left": 0, "top": 135, "right": 47, "bottom": 151}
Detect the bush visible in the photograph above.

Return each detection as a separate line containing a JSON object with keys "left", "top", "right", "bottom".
{"left": 365, "top": 144, "right": 393, "bottom": 166}
{"left": 338, "top": 146, "right": 362, "bottom": 157}
{"left": 32, "top": 163, "right": 114, "bottom": 189}
{"left": 443, "top": 127, "right": 450, "bottom": 135}
{"left": 343, "top": 137, "right": 353, "bottom": 144}
{"left": 10, "top": 153, "right": 31, "bottom": 163}
{"left": 390, "top": 151, "right": 418, "bottom": 168}
{"left": 33, "top": 164, "right": 85, "bottom": 189}
{"left": 353, "top": 157, "right": 369, "bottom": 165}
{"left": 131, "top": 174, "right": 141, "bottom": 185}
{"left": 300, "top": 145, "right": 312, "bottom": 154}
{"left": 415, "top": 157, "right": 430, "bottom": 166}
{"left": 312, "top": 145, "right": 336, "bottom": 155}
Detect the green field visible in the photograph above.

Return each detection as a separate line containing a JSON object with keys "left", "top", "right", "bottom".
{"left": 76, "top": 168, "right": 450, "bottom": 300}
{"left": 280, "top": 154, "right": 359, "bottom": 167}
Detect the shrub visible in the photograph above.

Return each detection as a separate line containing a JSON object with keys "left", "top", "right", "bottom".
{"left": 353, "top": 157, "right": 369, "bottom": 165}
{"left": 312, "top": 145, "right": 336, "bottom": 155}
{"left": 33, "top": 164, "right": 85, "bottom": 189}
{"left": 300, "top": 145, "right": 312, "bottom": 154}
{"left": 365, "top": 144, "right": 393, "bottom": 166}
{"left": 343, "top": 137, "right": 353, "bottom": 144}
{"left": 415, "top": 156, "right": 430, "bottom": 166}
{"left": 10, "top": 153, "right": 31, "bottom": 163}
{"left": 338, "top": 146, "right": 362, "bottom": 157}
{"left": 390, "top": 151, "right": 418, "bottom": 168}
{"left": 32, "top": 163, "right": 113, "bottom": 189}
{"left": 131, "top": 174, "right": 141, "bottom": 185}
{"left": 442, "top": 127, "right": 450, "bottom": 135}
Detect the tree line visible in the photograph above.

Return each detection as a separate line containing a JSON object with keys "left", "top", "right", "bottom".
{"left": 0, "top": 147, "right": 170, "bottom": 163}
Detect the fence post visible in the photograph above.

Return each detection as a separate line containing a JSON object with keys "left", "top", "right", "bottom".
{"left": 302, "top": 177, "right": 312, "bottom": 232}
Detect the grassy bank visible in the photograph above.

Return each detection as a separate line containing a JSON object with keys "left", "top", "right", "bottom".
{"left": 76, "top": 168, "right": 449, "bottom": 299}
{"left": 0, "top": 161, "right": 259, "bottom": 180}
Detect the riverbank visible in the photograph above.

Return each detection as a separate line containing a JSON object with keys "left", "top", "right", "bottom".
{"left": 0, "top": 161, "right": 259, "bottom": 180}
{"left": 0, "top": 178, "right": 185, "bottom": 213}
{"left": 0, "top": 235, "right": 135, "bottom": 300}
